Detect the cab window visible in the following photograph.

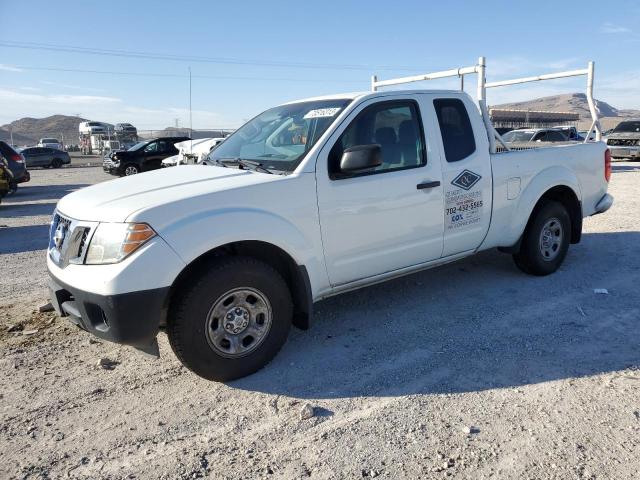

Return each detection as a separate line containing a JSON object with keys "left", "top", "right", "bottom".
{"left": 433, "top": 98, "right": 476, "bottom": 162}
{"left": 144, "top": 142, "right": 158, "bottom": 153}
{"left": 329, "top": 100, "right": 426, "bottom": 178}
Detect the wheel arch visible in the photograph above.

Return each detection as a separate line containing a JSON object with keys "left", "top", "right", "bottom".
{"left": 167, "top": 240, "right": 313, "bottom": 331}
{"left": 534, "top": 185, "right": 582, "bottom": 244}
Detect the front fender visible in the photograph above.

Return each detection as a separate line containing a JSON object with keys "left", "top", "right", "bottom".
{"left": 157, "top": 207, "right": 327, "bottom": 296}
{"left": 506, "top": 165, "right": 582, "bottom": 246}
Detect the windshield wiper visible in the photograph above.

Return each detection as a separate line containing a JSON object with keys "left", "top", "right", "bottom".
{"left": 208, "top": 158, "right": 228, "bottom": 168}
{"left": 219, "top": 158, "right": 274, "bottom": 174}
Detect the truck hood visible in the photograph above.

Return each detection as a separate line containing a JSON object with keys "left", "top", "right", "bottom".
{"left": 56, "top": 165, "right": 277, "bottom": 222}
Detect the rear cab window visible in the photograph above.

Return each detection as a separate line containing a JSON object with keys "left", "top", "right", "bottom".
{"left": 433, "top": 98, "right": 476, "bottom": 162}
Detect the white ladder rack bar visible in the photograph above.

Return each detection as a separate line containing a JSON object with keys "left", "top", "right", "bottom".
{"left": 484, "top": 68, "right": 589, "bottom": 88}
{"left": 370, "top": 57, "right": 601, "bottom": 151}
{"left": 371, "top": 64, "right": 480, "bottom": 91}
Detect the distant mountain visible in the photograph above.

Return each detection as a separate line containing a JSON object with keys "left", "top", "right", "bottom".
{"left": 0, "top": 127, "right": 36, "bottom": 146}
{"left": 0, "top": 115, "right": 88, "bottom": 147}
{"left": 492, "top": 93, "right": 640, "bottom": 120}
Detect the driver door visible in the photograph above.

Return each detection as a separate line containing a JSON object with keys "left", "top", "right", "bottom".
{"left": 315, "top": 96, "right": 445, "bottom": 286}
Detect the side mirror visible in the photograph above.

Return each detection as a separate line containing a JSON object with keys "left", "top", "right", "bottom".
{"left": 339, "top": 144, "right": 382, "bottom": 173}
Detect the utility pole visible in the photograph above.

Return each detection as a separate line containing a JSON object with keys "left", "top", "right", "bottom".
{"left": 189, "top": 66, "right": 193, "bottom": 149}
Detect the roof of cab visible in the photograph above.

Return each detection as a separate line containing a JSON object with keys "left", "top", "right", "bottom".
{"left": 281, "top": 89, "right": 465, "bottom": 105}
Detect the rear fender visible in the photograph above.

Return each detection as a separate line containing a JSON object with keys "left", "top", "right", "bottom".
{"left": 505, "top": 166, "right": 581, "bottom": 247}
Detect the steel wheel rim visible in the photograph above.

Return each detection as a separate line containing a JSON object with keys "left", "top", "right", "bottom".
{"left": 124, "top": 166, "right": 137, "bottom": 175}
{"left": 539, "top": 217, "right": 563, "bottom": 261}
{"left": 205, "top": 287, "right": 273, "bottom": 358}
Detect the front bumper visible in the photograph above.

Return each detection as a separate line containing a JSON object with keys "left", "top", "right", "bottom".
{"left": 16, "top": 171, "right": 30, "bottom": 184}
{"left": 49, "top": 273, "right": 168, "bottom": 355}
{"left": 608, "top": 145, "right": 640, "bottom": 159}
{"left": 102, "top": 160, "right": 122, "bottom": 175}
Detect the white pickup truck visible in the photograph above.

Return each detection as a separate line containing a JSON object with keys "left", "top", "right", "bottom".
{"left": 47, "top": 58, "right": 613, "bottom": 381}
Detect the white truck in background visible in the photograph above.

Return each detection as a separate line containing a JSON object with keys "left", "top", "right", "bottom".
{"left": 47, "top": 57, "right": 613, "bottom": 382}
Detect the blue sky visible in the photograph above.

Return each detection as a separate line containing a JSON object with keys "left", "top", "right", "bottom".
{"left": 1, "top": 0, "right": 639, "bottom": 129}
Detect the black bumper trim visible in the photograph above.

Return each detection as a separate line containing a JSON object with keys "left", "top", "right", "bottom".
{"left": 48, "top": 274, "right": 169, "bottom": 350}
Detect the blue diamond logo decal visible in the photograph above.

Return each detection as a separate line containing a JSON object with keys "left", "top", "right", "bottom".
{"left": 451, "top": 170, "right": 481, "bottom": 190}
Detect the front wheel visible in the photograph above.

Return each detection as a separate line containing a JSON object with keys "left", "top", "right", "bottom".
{"left": 167, "top": 256, "right": 293, "bottom": 381}
{"left": 123, "top": 164, "right": 139, "bottom": 176}
{"left": 51, "top": 158, "right": 62, "bottom": 168}
{"left": 513, "top": 200, "right": 571, "bottom": 276}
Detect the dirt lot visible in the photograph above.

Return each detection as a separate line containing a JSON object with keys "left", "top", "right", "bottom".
{"left": 1, "top": 163, "right": 639, "bottom": 479}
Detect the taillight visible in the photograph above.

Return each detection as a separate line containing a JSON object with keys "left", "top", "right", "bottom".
{"left": 604, "top": 148, "right": 611, "bottom": 182}
{"left": 11, "top": 153, "right": 24, "bottom": 163}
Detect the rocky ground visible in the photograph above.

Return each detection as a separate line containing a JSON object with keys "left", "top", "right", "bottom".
{"left": 1, "top": 162, "right": 639, "bottom": 479}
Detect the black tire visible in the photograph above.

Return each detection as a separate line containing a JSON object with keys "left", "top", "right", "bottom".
{"left": 123, "top": 164, "right": 139, "bottom": 176}
{"left": 167, "top": 256, "right": 293, "bottom": 381}
{"left": 513, "top": 200, "right": 571, "bottom": 276}
{"left": 51, "top": 158, "right": 63, "bottom": 168}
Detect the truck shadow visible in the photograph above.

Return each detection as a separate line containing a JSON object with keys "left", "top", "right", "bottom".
{"left": 10, "top": 184, "right": 90, "bottom": 202}
{"left": 611, "top": 164, "right": 640, "bottom": 173}
{"left": 0, "top": 224, "right": 50, "bottom": 254}
{"left": 234, "top": 231, "right": 640, "bottom": 398}
{"left": 0, "top": 202, "right": 57, "bottom": 219}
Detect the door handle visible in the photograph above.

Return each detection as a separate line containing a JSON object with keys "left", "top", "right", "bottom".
{"left": 416, "top": 181, "right": 441, "bottom": 190}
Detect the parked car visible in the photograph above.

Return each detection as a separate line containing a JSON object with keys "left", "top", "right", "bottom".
{"left": 161, "top": 137, "right": 226, "bottom": 167}
{"left": 20, "top": 147, "right": 71, "bottom": 168}
{"left": 0, "top": 141, "right": 29, "bottom": 191}
{"left": 606, "top": 119, "right": 640, "bottom": 160}
{"left": 103, "top": 137, "right": 190, "bottom": 176}
{"left": 79, "top": 121, "right": 111, "bottom": 135}
{"left": 494, "top": 127, "right": 514, "bottom": 136}
{"left": 38, "top": 138, "right": 64, "bottom": 150}
{"left": 502, "top": 128, "right": 568, "bottom": 143}
{"left": 578, "top": 130, "right": 598, "bottom": 141}
{"left": 0, "top": 154, "right": 13, "bottom": 202}
{"left": 114, "top": 123, "right": 137, "bottom": 135}
{"left": 550, "top": 126, "right": 581, "bottom": 141}
{"left": 49, "top": 82, "right": 612, "bottom": 381}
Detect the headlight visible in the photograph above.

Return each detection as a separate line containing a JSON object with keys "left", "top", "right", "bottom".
{"left": 85, "top": 223, "right": 156, "bottom": 264}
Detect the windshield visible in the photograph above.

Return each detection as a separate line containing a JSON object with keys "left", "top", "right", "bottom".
{"left": 41, "top": 138, "right": 58, "bottom": 143}
{"left": 209, "top": 99, "right": 352, "bottom": 172}
{"left": 128, "top": 141, "right": 148, "bottom": 151}
{"left": 613, "top": 121, "right": 640, "bottom": 133}
{"left": 502, "top": 130, "right": 534, "bottom": 142}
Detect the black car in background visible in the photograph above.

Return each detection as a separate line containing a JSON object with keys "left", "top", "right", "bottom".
{"left": 20, "top": 147, "right": 71, "bottom": 168}
{"left": 0, "top": 141, "right": 29, "bottom": 191}
{"left": 104, "top": 137, "right": 190, "bottom": 176}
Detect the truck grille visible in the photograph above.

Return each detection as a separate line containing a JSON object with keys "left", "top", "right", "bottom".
{"left": 607, "top": 138, "right": 639, "bottom": 146}
{"left": 49, "top": 213, "right": 96, "bottom": 268}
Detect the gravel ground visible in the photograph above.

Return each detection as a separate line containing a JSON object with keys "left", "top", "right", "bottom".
{"left": 1, "top": 163, "right": 639, "bottom": 479}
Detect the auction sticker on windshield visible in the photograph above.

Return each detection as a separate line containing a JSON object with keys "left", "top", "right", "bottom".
{"left": 303, "top": 108, "right": 341, "bottom": 119}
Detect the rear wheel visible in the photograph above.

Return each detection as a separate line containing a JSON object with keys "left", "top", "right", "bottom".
{"left": 51, "top": 158, "right": 62, "bottom": 168}
{"left": 513, "top": 200, "right": 571, "bottom": 276}
{"left": 168, "top": 256, "right": 293, "bottom": 381}
{"left": 123, "top": 164, "right": 139, "bottom": 176}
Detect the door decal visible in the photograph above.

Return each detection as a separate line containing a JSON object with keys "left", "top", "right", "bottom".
{"left": 451, "top": 169, "right": 481, "bottom": 190}
{"left": 445, "top": 170, "right": 484, "bottom": 231}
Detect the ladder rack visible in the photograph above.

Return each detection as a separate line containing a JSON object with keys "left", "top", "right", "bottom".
{"left": 371, "top": 56, "right": 601, "bottom": 153}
